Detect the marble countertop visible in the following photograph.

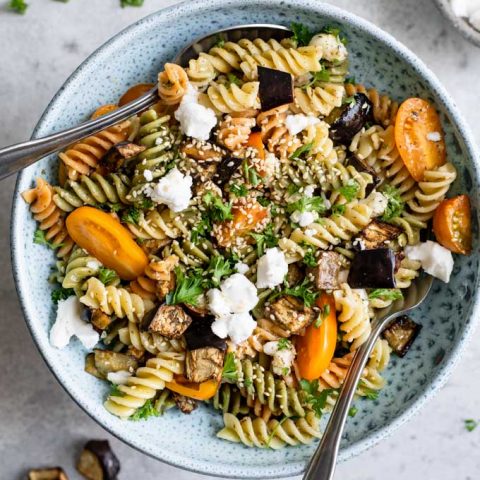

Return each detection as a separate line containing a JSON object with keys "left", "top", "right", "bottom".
{"left": 1, "top": 0, "right": 479, "bottom": 478}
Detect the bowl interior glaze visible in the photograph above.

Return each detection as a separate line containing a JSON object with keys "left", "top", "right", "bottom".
{"left": 11, "top": 0, "right": 480, "bottom": 478}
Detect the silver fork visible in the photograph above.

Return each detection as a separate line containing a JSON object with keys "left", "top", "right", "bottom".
{"left": 0, "top": 24, "right": 289, "bottom": 181}
{"left": 303, "top": 274, "right": 433, "bottom": 480}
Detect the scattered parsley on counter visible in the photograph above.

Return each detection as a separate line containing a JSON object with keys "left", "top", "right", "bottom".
{"left": 464, "top": 419, "right": 478, "bottom": 432}
{"left": 8, "top": 0, "right": 28, "bottom": 14}
{"left": 121, "top": 0, "right": 144, "bottom": 7}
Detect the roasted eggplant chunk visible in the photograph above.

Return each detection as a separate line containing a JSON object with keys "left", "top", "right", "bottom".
{"left": 347, "top": 248, "right": 396, "bottom": 289}
{"left": 347, "top": 155, "right": 380, "bottom": 195}
{"left": 101, "top": 141, "right": 145, "bottom": 172}
{"left": 28, "top": 467, "right": 68, "bottom": 480}
{"left": 329, "top": 93, "right": 373, "bottom": 145}
{"left": 356, "top": 220, "right": 403, "bottom": 250}
{"left": 382, "top": 315, "right": 422, "bottom": 357}
{"left": 148, "top": 304, "right": 192, "bottom": 339}
{"left": 308, "top": 251, "right": 344, "bottom": 290}
{"left": 93, "top": 349, "right": 138, "bottom": 377}
{"left": 265, "top": 295, "right": 315, "bottom": 334}
{"left": 77, "top": 440, "right": 120, "bottom": 480}
{"left": 173, "top": 393, "right": 198, "bottom": 414}
{"left": 185, "top": 347, "right": 225, "bottom": 383}
{"left": 90, "top": 309, "right": 114, "bottom": 331}
{"left": 184, "top": 316, "right": 227, "bottom": 351}
{"left": 213, "top": 156, "right": 243, "bottom": 188}
{"left": 85, "top": 353, "right": 104, "bottom": 380}
{"left": 258, "top": 66, "right": 294, "bottom": 111}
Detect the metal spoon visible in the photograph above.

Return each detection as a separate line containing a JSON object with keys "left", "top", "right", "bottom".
{"left": 0, "top": 24, "right": 290, "bottom": 181}
{"left": 303, "top": 274, "right": 433, "bottom": 480}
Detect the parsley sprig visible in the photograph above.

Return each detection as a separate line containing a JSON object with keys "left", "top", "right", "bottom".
{"left": 34, "top": 229, "right": 62, "bottom": 249}
{"left": 290, "top": 22, "right": 314, "bottom": 46}
{"left": 287, "top": 196, "right": 326, "bottom": 216}
{"left": 130, "top": 399, "right": 159, "bottom": 421}
{"left": 277, "top": 338, "right": 291, "bottom": 351}
{"left": 368, "top": 289, "right": 403, "bottom": 301}
{"left": 109, "top": 383, "right": 125, "bottom": 398}
{"left": 222, "top": 352, "right": 238, "bottom": 383}
{"left": 381, "top": 184, "right": 404, "bottom": 221}
{"left": 250, "top": 223, "right": 278, "bottom": 256}
{"left": 51, "top": 287, "right": 74, "bottom": 304}
{"left": 300, "top": 379, "right": 335, "bottom": 416}
{"left": 301, "top": 70, "right": 330, "bottom": 90}
{"left": 230, "top": 183, "right": 248, "bottom": 197}
{"left": 464, "top": 419, "right": 479, "bottom": 432}
{"left": 166, "top": 268, "right": 204, "bottom": 306}
{"left": 121, "top": 206, "right": 140, "bottom": 225}
{"left": 206, "top": 255, "right": 234, "bottom": 288}
{"left": 338, "top": 180, "right": 360, "bottom": 202}
{"left": 270, "top": 278, "right": 319, "bottom": 308}
{"left": 301, "top": 243, "right": 317, "bottom": 268}
{"left": 290, "top": 142, "right": 313, "bottom": 160}
{"left": 98, "top": 267, "right": 118, "bottom": 286}
{"left": 203, "top": 192, "right": 233, "bottom": 222}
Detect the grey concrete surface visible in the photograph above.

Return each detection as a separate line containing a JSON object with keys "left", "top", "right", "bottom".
{"left": 0, "top": 0, "right": 479, "bottom": 479}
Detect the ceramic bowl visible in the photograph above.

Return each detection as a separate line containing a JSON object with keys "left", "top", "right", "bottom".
{"left": 10, "top": 0, "right": 480, "bottom": 477}
{"left": 434, "top": 0, "right": 480, "bottom": 47}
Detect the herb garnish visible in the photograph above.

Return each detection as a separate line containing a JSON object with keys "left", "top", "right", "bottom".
{"left": 230, "top": 183, "right": 248, "bottom": 197}
{"left": 302, "top": 70, "right": 330, "bottom": 90}
{"left": 206, "top": 255, "right": 234, "bottom": 287}
{"left": 266, "top": 416, "right": 290, "bottom": 447}
{"left": 250, "top": 223, "right": 278, "bottom": 256}
{"left": 381, "top": 184, "right": 404, "bottom": 221}
{"left": 287, "top": 196, "right": 326, "bottom": 216}
{"left": 290, "top": 22, "right": 314, "bottom": 46}
{"left": 222, "top": 352, "right": 238, "bottom": 382}
{"left": 314, "top": 303, "right": 330, "bottom": 328}
{"left": 368, "top": 289, "right": 403, "bottom": 301}
{"left": 301, "top": 243, "right": 317, "bottom": 268}
{"left": 464, "top": 419, "right": 478, "bottom": 432}
{"left": 121, "top": 0, "right": 144, "bottom": 7}
{"left": 359, "top": 381, "right": 379, "bottom": 400}
{"left": 289, "top": 142, "right": 314, "bottom": 160}
{"left": 287, "top": 184, "right": 301, "bottom": 196}
{"left": 121, "top": 206, "right": 140, "bottom": 224}
{"left": 98, "top": 267, "right": 118, "bottom": 286}
{"left": 8, "top": 0, "right": 28, "bottom": 13}
{"left": 166, "top": 268, "right": 204, "bottom": 306}
{"left": 203, "top": 192, "right": 233, "bottom": 222}
{"left": 277, "top": 338, "right": 291, "bottom": 351}
{"left": 191, "top": 218, "right": 211, "bottom": 244}
{"left": 243, "top": 161, "right": 261, "bottom": 186}
{"left": 342, "top": 96, "right": 356, "bottom": 106}
{"left": 130, "top": 399, "right": 159, "bottom": 421}
{"left": 227, "top": 73, "right": 242, "bottom": 86}
{"left": 331, "top": 204, "right": 346, "bottom": 216}
{"left": 321, "top": 25, "right": 348, "bottom": 45}
{"left": 299, "top": 379, "right": 335, "bottom": 416}
{"left": 51, "top": 287, "right": 75, "bottom": 304}
{"left": 338, "top": 179, "right": 360, "bottom": 202}
{"left": 270, "top": 278, "right": 319, "bottom": 308}
{"left": 348, "top": 406, "right": 358, "bottom": 417}
{"left": 345, "top": 76, "right": 356, "bottom": 85}
{"left": 34, "top": 229, "right": 61, "bottom": 249}
{"left": 109, "top": 384, "right": 125, "bottom": 398}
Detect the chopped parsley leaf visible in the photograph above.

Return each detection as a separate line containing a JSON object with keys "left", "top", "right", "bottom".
{"left": 287, "top": 196, "right": 326, "bottom": 215}
{"left": 290, "top": 22, "right": 314, "bottom": 46}
{"left": 140, "top": 198, "right": 154, "bottom": 209}
{"left": 314, "top": 304, "right": 330, "bottom": 328}
{"left": 109, "top": 383, "right": 125, "bottom": 398}
{"left": 321, "top": 25, "right": 348, "bottom": 45}
{"left": 289, "top": 142, "right": 314, "bottom": 160}
{"left": 348, "top": 406, "right": 358, "bottom": 417}
{"left": 130, "top": 399, "right": 159, "bottom": 421}
{"left": 121, "top": 0, "right": 144, "bottom": 7}
{"left": 214, "top": 35, "right": 226, "bottom": 48}
{"left": 270, "top": 278, "right": 319, "bottom": 308}
{"left": 301, "top": 243, "right": 317, "bottom": 268}
{"left": 368, "top": 289, "right": 403, "bottom": 301}
{"left": 300, "top": 379, "right": 335, "bottom": 417}
{"left": 287, "top": 184, "right": 301, "bottom": 195}
{"left": 51, "top": 287, "right": 75, "bottom": 304}
{"left": 464, "top": 419, "right": 478, "bottom": 432}
{"left": 8, "top": 0, "right": 28, "bottom": 13}
{"left": 381, "top": 184, "right": 404, "bottom": 221}
{"left": 34, "top": 229, "right": 61, "bottom": 249}
{"left": 227, "top": 73, "right": 242, "bottom": 86}
{"left": 98, "top": 267, "right": 118, "bottom": 286}
{"left": 222, "top": 352, "right": 238, "bottom": 382}
{"left": 277, "top": 338, "right": 291, "bottom": 351}
{"left": 302, "top": 69, "right": 330, "bottom": 90}
{"left": 338, "top": 180, "right": 360, "bottom": 202}
{"left": 191, "top": 218, "right": 211, "bottom": 244}
{"left": 331, "top": 203, "right": 346, "bottom": 216}
{"left": 243, "top": 161, "right": 261, "bottom": 186}
{"left": 266, "top": 416, "right": 289, "bottom": 447}
{"left": 230, "top": 183, "right": 248, "bottom": 197}
{"left": 345, "top": 76, "right": 356, "bottom": 85}
{"left": 121, "top": 206, "right": 140, "bottom": 224}
{"left": 166, "top": 268, "right": 204, "bottom": 306}
{"left": 360, "top": 381, "right": 379, "bottom": 401}
{"left": 207, "top": 255, "right": 234, "bottom": 287}
{"left": 203, "top": 192, "right": 233, "bottom": 222}
{"left": 250, "top": 223, "right": 278, "bottom": 256}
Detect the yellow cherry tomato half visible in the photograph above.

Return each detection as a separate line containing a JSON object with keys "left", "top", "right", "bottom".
{"left": 66, "top": 206, "right": 148, "bottom": 280}
{"left": 166, "top": 375, "right": 219, "bottom": 400}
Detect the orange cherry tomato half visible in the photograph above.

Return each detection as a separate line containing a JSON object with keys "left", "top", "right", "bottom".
{"left": 166, "top": 375, "right": 219, "bottom": 400}
{"left": 91, "top": 104, "right": 118, "bottom": 119}
{"left": 66, "top": 206, "right": 148, "bottom": 280}
{"left": 395, "top": 98, "right": 446, "bottom": 182}
{"left": 295, "top": 293, "right": 337, "bottom": 381}
{"left": 246, "top": 131, "right": 266, "bottom": 160}
{"left": 118, "top": 83, "right": 155, "bottom": 107}
{"left": 433, "top": 194, "right": 472, "bottom": 255}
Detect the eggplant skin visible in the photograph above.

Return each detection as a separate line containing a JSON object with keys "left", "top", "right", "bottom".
{"left": 213, "top": 156, "right": 243, "bottom": 188}
{"left": 258, "top": 66, "right": 294, "bottom": 111}
{"left": 347, "top": 155, "right": 380, "bottom": 196}
{"left": 329, "top": 93, "right": 373, "bottom": 145}
{"left": 184, "top": 316, "right": 227, "bottom": 351}
{"left": 77, "top": 440, "right": 120, "bottom": 480}
{"left": 382, "top": 315, "right": 422, "bottom": 358}
{"left": 347, "top": 248, "right": 396, "bottom": 289}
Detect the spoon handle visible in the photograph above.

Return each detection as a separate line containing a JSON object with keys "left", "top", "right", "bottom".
{"left": 0, "top": 88, "right": 158, "bottom": 181}
{"left": 303, "top": 320, "right": 385, "bottom": 480}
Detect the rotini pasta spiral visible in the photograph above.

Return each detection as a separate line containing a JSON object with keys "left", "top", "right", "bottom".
{"left": 207, "top": 81, "right": 259, "bottom": 114}
{"left": 80, "top": 277, "right": 152, "bottom": 322}
{"left": 62, "top": 247, "right": 108, "bottom": 292}
{"left": 157, "top": 63, "right": 189, "bottom": 105}
{"left": 334, "top": 284, "right": 371, "bottom": 351}
{"left": 53, "top": 172, "right": 131, "bottom": 212}
{"left": 303, "top": 121, "right": 337, "bottom": 163}
{"left": 217, "top": 110, "right": 257, "bottom": 152}
{"left": 126, "top": 208, "right": 186, "bottom": 241}
{"left": 59, "top": 121, "right": 130, "bottom": 181}
{"left": 217, "top": 411, "right": 321, "bottom": 449}
{"left": 186, "top": 56, "right": 216, "bottom": 90}
{"left": 104, "top": 351, "right": 185, "bottom": 418}
{"left": 293, "top": 83, "right": 345, "bottom": 117}
{"left": 212, "top": 383, "right": 256, "bottom": 417}
{"left": 21, "top": 177, "right": 74, "bottom": 258}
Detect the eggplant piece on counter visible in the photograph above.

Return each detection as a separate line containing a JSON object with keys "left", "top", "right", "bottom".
{"left": 77, "top": 440, "right": 120, "bottom": 480}
{"left": 347, "top": 248, "right": 396, "bottom": 289}
{"left": 184, "top": 316, "right": 227, "bottom": 351}
{"left": 382, "top": 315, "right": 422, "bottom": 357}
{"left": 148, "top": 304, "right": 192, "bottom": 339}
{"left": 329, "top": 93, "right": 373, "bottom": 145}
{"left": 258, "top": 66, "right": 294, "bottom": 111}
{"left": 28, "top": 468, "right": 68, "bottom": 480}
{"left": 355, "top": 219, "right": 403, "bottom": 250}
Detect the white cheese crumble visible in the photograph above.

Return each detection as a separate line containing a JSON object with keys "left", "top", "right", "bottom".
{"left": 427, "top": 131, "right": 442, "bottom": 142}
{"left": 451, "top": 0, "right": 480, "bottom": 29}
{"left": 50, "top": 296, "right": 99, "bottom": 350}
{"left": 303, "top": 185, "right": 315, "bottom": 197}
{"left": 143, "top": 169, "right": 153, "bottom": 182}
{"left": 256, "top": 247, "right": 289, "bottom": 289}
{"left": 174, "top": 83, "right": 217, "bottom": 140}
{"left": 363, "top": 191, "right": 388, "bottom": 217}
{"left": 235, "top": 262, "right": 249, "bottom": 274}
{"left": 405, "top": 241, "right": 454, "bottom": 283}
{"left": 107, "top": 370, "right": 132, "bottom": 385}
{"left": 218, "top": 273, "right": 259, "bottom": 313}
{"left": 285, "top": 114, "right": 320, "bottom": 136}
{"left": 291, "top": 210, "right": 318, "bottom": 227}
{"left": 146, "top": 167, "right": 192, "bottom": 212}
{"left": 211, "top": 311, "right": 257, "bottom": 345}
{"left": 263, "top": 340, "right": 296, "bottom": 376}
{"left": 309, "top": 33, "right": 348, "bottom": 62}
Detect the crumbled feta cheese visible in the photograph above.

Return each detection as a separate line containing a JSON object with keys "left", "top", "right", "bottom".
{"left": 211, "top": 311, "right": 257, "bottom": 345}
{"left": 86, "top": 260, "right": 101, "bottom": 270}
{"left": 309, "top": 33, "right": 348, "bottom": 62}
{"left": 50, "top": 296, "right": 99, "bottom": 350}
{"left": 291, "top": 210, "right": 318, "bottom": 227}
{"left": 219, "top": 273, "right": 259, "bottom": 313}
{"left": 143, "top": 169, "right": 153, "bottom": 182}
{"left": 107, "top": 370, "right": 132, "bottom": 385}
{"left": 363, "top": 191, "right": 388, "bottom": 217}
{"left": 304, "top": 185, "right": 315, "bottom": 198}
{"left": 146, "top": 168, "right": 192, "bottom": 212}
{"left": 206, "top": 288, "right": 232, "bottom": 317}
{"left": 174, "top": 83, "right": 217, "bottom": 140}
{"left": 235, "top": 262, "right": 249, "bottom": 274}
{"left": 263, "top": 340, "right": 296, "bottom": 376}
{"left": 256, "top": 247, "right": 289, "bottom": 289}
{"left": 304, "top": 228, "right": 316, "bottom": 237}
{"left": 285, "top": 114, "right": 320, "bottom": 136}
{"left": 405, "top": 241, "right": 454, "bottom": 283}
{"left": 427, "top": 131, "right": 442, "bottom": 142}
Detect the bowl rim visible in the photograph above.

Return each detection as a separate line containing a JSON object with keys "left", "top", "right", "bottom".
{"left": 10, "top": 0, "right": 480, "bottom": 477}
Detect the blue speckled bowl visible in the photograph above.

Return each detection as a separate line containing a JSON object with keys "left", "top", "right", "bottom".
{"left": 10, "top": 0, "right": 480, "bottom": 478}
